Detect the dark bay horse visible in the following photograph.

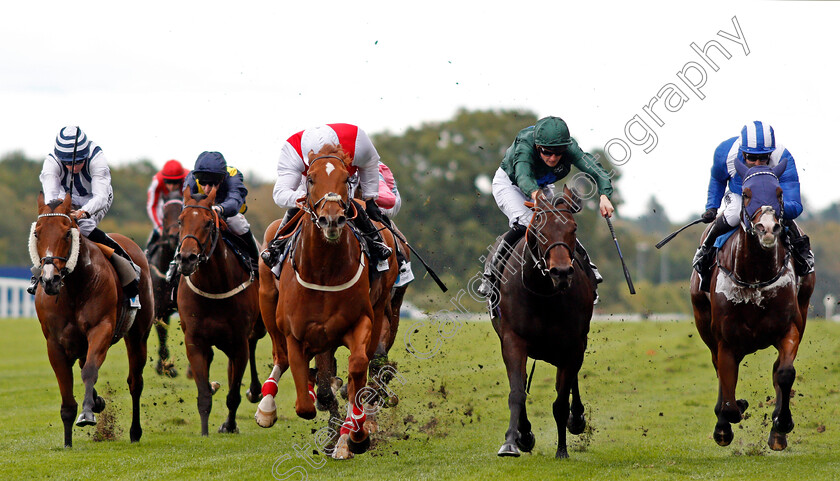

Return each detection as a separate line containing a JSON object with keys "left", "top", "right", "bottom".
{"left": 175, "top": 185, "right": 265, "bottom": 436}
{"left": 31, "top": 192, "right": 153, "bottom": 448}
{"left": 145, "top": 189, "right": 182, "bottom": 377}
{"left": 255, "top": 144, "right": 399, "bottom": 460}
{"left": 493, "top": 187, "right": 595, "bottom": 459}
{"left": 690, "top": 157, "right": 815, "bottom": 451}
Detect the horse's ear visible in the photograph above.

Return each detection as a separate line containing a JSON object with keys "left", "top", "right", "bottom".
{"left": 37, "top": 191, "right": 45, "bottom": 209}
{"left": 776, "top": 186, "right": 784, "bottom": 206}
{"left": 306, "top": 149, "right": 317, "bottom": 162}
{"left": 559, "top": 185, "right": 583, "bottom": 213}
{"left": 206, "top": 184, "right": 218, "bottom": 203}
{"left": 734, "top": 156, "right": 749, "bottom": 179}
{"left": 743, "top": 187, "right": 752, "bottom": 208}
{"left": 61, "top": 193, "right": 72, "bottom": 212}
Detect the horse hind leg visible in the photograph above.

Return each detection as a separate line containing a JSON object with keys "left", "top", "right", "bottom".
{"left": 154, "top": 315, "right": 177, "bottom": 378}
{"left": 712, "top": 348, "right": 744, "bottom": 446}
{"left": 76, "top": 326, "right": 112, "bottom": 428}
{"left": 185, "top": 338, "right": 214, "bottom": 436}
{"left": 497, "top": 337, "right": 528, "bottom": 457}
{"left": 124, "top": 327, "right": 148, "bottom": 442}
{"left": 567, "top": 376, "right": 586, "bottom": 435}
{"left": 245, "top": 334, "right": 263, "bottom": 404}
{"left": 219, "top": 340, "right": 250, "bottom": 434}
{"left": 553, "top": 368, "right": 575, "bottom": 459}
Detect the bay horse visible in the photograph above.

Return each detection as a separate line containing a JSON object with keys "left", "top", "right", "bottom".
{"left": 255, "top": 144, "right": 399, "bottom": 460}
{"left": 32, "top": 192, "right": 153, "bottom": 448}
{"left": 175, "top": 185, "right": 265, "bottom": 436}
{"left": 690, "top": 157, "right": 815, "bottom": 451}
{"left": 145, "top": 189, "right": 182, "bottom": 377}
{"left": 492, "top": 186, "right": 594, "bottom": 459}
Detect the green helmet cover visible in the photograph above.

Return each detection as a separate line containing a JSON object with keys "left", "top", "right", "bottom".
{"left": 534, "top": 116, "right": 572, "bottom": 147}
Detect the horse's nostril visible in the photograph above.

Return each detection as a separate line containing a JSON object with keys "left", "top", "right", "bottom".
{"left": 337, "top": 216, "right": 346, "bottom": 226}
{"left": 549, "top": 266, "right": 573, "bottom": 279}
{"left": 773, "top": 224, "right": 781, "bottom": 234}
{"left": 317, "top": 216, "right": 330, "bottom": 228}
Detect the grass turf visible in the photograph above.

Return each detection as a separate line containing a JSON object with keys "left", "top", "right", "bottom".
{"left": 1, "top": 316, "right": 839, "bottom": 480}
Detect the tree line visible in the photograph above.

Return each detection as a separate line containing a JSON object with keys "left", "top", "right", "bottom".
{"left": 7, "top": 109, "right": 839, "bottom": 316}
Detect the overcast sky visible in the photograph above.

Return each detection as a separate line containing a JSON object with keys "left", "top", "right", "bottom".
{"left": 2, "top": 1, "right": 838, "bottom": 222}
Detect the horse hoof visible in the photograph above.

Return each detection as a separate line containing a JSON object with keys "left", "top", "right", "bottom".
{"left": 92, "top": 396, "right": 106, "bottom": 414}
{"left": 165, "top": 366, "right": 178, "bottom": 378}
{"left": 567, "top": 413, "right": 586, "bottom": 435}
{"left": 209, "top": 381, "right": 221, "bottom": 395}
{"left": 245, "top": 388, "right": 262, "bottom": 404}
{"left": 768, "top": 429, "right": 788, "bottom": 451}
{"left": 516, "top": 431, "right": 535, "bottom": 453}
{"left": 218, "top": 423, "right": 239, "bottom": 434}
{"left": 75, "top": 411, "right": 96, "bottom": 427}
{"left": 332, "top": 434, "right": 354, "bottom": 460}
{"left": 736, "top": 399, "right": 749, "bottom": 414}
{"left": 713, "top": 426, "right": 734, "bottom": 446}
{"left": 295, "top": 407, "right": 317, "bottom": 420}
{"left": 386, "top": 395, "right": 399, "bottom": 407}
{"left": 497, "top": 443, "right": 521, "bottom": 457}
{"left": 773, "top": 415, "right": 795, "bottom": 435}
{"left": 555, "top": 447, "right": 569, "bottom": 459}
{"left": 338, "top": 382, "right": 348, "bottom": 401}
{"left": 255, "top": 395, "right": 277, "bottom": 428}
{"left": 347, "top": 434, "right": 370, "bottom": 454}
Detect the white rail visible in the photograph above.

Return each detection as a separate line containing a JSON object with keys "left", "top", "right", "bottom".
{"left": 0, "top": 278, "right": 36, "bottom": 318}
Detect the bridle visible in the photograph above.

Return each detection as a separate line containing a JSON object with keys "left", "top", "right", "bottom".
{"left": 178, "top": 204, "right": 220, "bottom": 265}
{"left": 525, "top": 207, "right": 576, "bottom": 277}
{"left": 30, "top": 212, "right": 81, "bottom": 288}
{"left": 301, "top": 155, "right": 356, "bottom": 226}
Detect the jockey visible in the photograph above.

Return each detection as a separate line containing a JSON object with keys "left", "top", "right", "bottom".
{"left": 145, "top": 159, "right": 189, "bottom": 253}
{"left": 693, "top": 121, "right": 813, "bottom": 290}
{"left": 261, "top": 123, "right": 395, "bottom": 273}
{"left": 29, "top": 126, "right": 141, "bottom": 307}
{"left": 477, "top": 116, "right": 615, "bottom": 298}
{"left": 168, "top": 151, "right": 260, "bottom": 277}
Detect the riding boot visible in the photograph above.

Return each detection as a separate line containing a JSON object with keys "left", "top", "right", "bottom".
{"left": 477, "top": 223, "right": 526, "bottom": 298}
{"left": 783, "top": 220, "right": 815, "bottom": 276}
{"left": 261, "top": 207, "right": 299, "bottom": 268}
{"left": 236, "top": 229, "right": 260, "bottom": 272}
{"left": 26, "top": 266, "right": 41, "bottom": 295}
{"left": 693, "top": 216, "right": 732, "bottom": 292}
{"left": 352, "top": 201, "right": 393, "bottom": 270}
{"left": 575, "top": 239, "right": 603, "bottom": 285}
{"left": 87, "top": 228, "right": 141, "bottom": 304}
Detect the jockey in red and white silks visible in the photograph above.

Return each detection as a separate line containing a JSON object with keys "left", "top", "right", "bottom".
{"left": 273, "top": 123, "right": 380, "bottom": 209}
{"left": 146, "top": 159, "right": 190, "bottom": 232}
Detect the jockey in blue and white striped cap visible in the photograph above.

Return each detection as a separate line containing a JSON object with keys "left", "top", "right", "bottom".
{"left": 692, "top": 120, "right": 814, "bottom": 291}
{"left": 54, "top": 126, "right": 91, "bottom": 162}
{"left": 740, "top": 121, "right": 776, "bottom": 155}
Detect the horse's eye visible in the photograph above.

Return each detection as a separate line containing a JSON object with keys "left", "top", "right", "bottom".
{"left": 64, "top": 231, "right": 71, "bottom": 239}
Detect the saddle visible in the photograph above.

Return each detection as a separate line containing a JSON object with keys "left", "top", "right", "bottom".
{"left": 221, "top": 231, "right": 258, "bottom": 274}
{"left": 92, "top": 243, "right": 137, "bottom": 344}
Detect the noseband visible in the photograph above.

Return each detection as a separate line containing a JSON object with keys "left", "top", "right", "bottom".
{"left": 178, "top": 204, "right": 220, "bottom": 264}
{"left": 30, "top": 212, "right": 81, "bottom": 286}
{"left": 302, "top": 155, "right": 355, "bottom": 227}
{"left": 525, "top": 208, "right": 575, "bottom": 276}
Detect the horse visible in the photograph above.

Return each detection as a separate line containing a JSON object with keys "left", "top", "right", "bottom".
{"left": 175, "top": 185, "right": 265, "bottom": 436}
{"left": 255, "top": 144, "right": 399, "bottom": 460}
{"left": 690, "top": 157, "right": 815, "bottom": 451}
{"left": 31, "top": 192, "right": 153, "bottom": 448}
{"left": 145, "top": 189, "right": 183, "bottom": 377}
{"left": 492, "top": 186, "right": 595, "bottom": 459}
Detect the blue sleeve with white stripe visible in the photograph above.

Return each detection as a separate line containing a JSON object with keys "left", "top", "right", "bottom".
{"left": 705, "top": 139, "right": 733, "bottom": 210}
{"left": 778, "top": 149, "right": 802, "bottom": 219}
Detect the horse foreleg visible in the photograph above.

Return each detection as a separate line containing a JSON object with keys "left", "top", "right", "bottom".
{"left": 255, "top": 328, "right": 288, "bottom": 428}
{"left": 769, "top": 324, "right": 802, "bottom": 451}
{"left": 46, "top": 340, "right": 77, "bottom": 448}
{"left": 123, "top": 326, "right": 148, "bottom": 443}
{"left": 497, "top": 333, "right": 528, "bottom": 457}
{"left": 219, "top": 339, "right": 248, "bottom": 434}
{"left": 712, "top": 345, "right": 743, "bottom": 446}
{"left": 341, "top": 315, "right": 372, "bottom": 456}
{"left": 552, "top": 367, "right": 574, "bottom": 459}
{"left": 567, "top": 375, "right": 586, "bottom": 435}
{"left": 184, "top": 336, "right": 213, "bottom": 436}
{"left": 77, "top": 324, "right": 112, "bottom": 428}
{"left": 286, "top": 335, "right": 316, "bottom": 420}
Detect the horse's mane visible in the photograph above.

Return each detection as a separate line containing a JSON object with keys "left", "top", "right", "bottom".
{"left": 190, "top": 192, "right": 209, "bottom": 202}
{"left": 47, "top": 199, "right": 63, "bottom": 210}
{"left": 309, "top": 144, "right": 350, "bottom": 165}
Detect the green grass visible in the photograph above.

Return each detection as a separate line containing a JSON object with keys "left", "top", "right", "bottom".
{"left": 2, "top": 316, "right": 840, "bottom": 480}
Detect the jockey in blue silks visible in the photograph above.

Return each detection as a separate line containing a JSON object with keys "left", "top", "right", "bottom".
{"left": 693, "top": 121, "right": 814, "bottom": 292}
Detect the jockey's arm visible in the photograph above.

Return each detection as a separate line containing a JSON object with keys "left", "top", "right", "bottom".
{"left": 778, "top": 150, "right": 803, "bottom": 219}
{"left": 38, "top": 158, "right": 64, "bottom": 203}
{"left": 705, "top": 141, "right": 732, "bottom": 210}
{"left": 273, "top": 145, "right": 307, "bottom": 209}
{"left": 216, "top": 171, "right": 247, "bottom": 217}
{"left": 352, "top": 128, "right": 381, "bottom": 201}
{"left": 79, "top": 154, "right": 112, "bottom": 215}
{"left": 146, "top": 177, "right": 163, "bottom": 228}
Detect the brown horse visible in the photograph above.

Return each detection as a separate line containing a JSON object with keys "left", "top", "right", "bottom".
{"left": 255, "top": 144, "right": 399, "bottom": 460}
{"left": 492, "top": 187, "right": 594, "bottom": 459}
{"left": 31, "top": 192, "right": 153, "bottom": 448}
{"left": 690, "top": 158, "right": 815, "bottom": 450}
{"left": 175, "top": 185, "right": 265, "bottom": 436}
{"left": 145, "top": 189, "right": 182, "bottom": 377}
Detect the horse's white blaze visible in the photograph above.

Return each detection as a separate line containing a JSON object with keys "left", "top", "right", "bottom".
{"left": 757, "top": 209, "right": 779, "bottom": 249}
{"left": 325, "top": 161, "right": 335, "bottom": 176}
{"left": 716, "top": 262, "right": 795, "bottom": 306}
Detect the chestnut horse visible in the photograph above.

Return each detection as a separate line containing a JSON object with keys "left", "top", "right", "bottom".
{"left": 31, "top": 192, "right": 153, "bottom": 448}
{"left": 492, "top": 187, "right": 594, "bottom": 459}
{"left": 145, "top": 189, "right": 182, "bottom": 377}
{"left": 255, "top": 144, "right": 398, "bottom": 460}
{"left": 175, "top": 185, "right": 265, "bottom": 436}
{"left": 690, "top": 157, "right": 815, "bottom": 450}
